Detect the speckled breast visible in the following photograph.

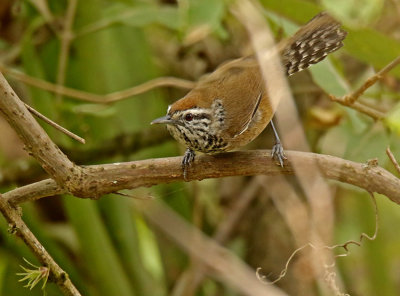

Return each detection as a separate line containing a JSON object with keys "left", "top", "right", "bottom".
{"left": 167, "top": 124, "right": 229, "bottom": 154}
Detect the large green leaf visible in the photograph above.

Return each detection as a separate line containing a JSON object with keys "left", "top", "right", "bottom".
{"left": 63, "top": 197, "right": 136, "bottom": 296}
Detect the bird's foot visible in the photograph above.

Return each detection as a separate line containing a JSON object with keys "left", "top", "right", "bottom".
{"left": 182, "top": 149, "right": 195, "bottom": 180}
{"left": 271, "top": 142, "right": 287, "bottom": 167}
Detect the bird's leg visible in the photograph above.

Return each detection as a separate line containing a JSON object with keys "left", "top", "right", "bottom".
{"left": 182, "top": 148, "right": 195, "bottom": 180}
{"left": 270, "top": 120, "right": 287, "bottom": 167}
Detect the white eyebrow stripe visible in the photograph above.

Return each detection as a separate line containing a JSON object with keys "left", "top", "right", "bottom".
{"left": 185, "top": 109, "right": 208, "bottom": 115}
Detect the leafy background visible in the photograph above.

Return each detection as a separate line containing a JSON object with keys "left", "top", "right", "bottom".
{"left": 1, "top": 0, "right": 400, "bottom": 295}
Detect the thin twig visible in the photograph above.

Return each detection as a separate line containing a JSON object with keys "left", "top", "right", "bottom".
{"left": 257, "top": 191, "right": 378, "bottom": 288}
{"left": 0, "top": 43, "right": 22, "bottom": 65}
{"left": 347, "top": 55, "right": 400, "bottom": 104}
{"left": 328, "top": 192, "right": 379, "bottom": 252}
{"left": 329, "top": 95, "right": 386, "bottom": 120}
{"left": 256, "top": 245, "right": 308, "bottom": 285}
{"left": 73, "top": 9, "right": 141, "bottom": 39}
{"left": 55, "top": 0, "right": 78, "bottom": 103}
{"left": 1, "top": 66, "right": 195, "bottom": 103}
{"left": 24, "top": 103, "right": 85, "bottom": 144}
{"left": 0, "top": 66, "right": 102, "bottom": 101}
{"left": 0, "top": 127, "right": 170, "bottom": 187}
{"left": 101, "top": 77, "right": 195, "bottom": 103}
{"left": 330, "top": 55, "right": 400, "bottom": 119}
{"left": 27, "top": 0, "right": 60, "bottom": 37}
{"left": 113, "top": 191, "right": 153, "bottom": 200}
{"left": 386, "top": 146, "right": 400, "bottom": 175}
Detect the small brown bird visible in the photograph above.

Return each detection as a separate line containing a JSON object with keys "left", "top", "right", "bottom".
{"left": 152, "top": 12, "right": 346, "bottom": 177}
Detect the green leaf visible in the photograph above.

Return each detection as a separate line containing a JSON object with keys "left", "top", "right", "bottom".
{"left": 0, "top": 252, "right": 7, "bottom": 293}
{"left": 186, "top": 0, "right": 225, "bottom": 29}
{"left": 103, "top": 4, "right": 182, "bottom": 30}
{"left": 385, "top": 102, "right": 400, "bottom": 135}
{"left": 185, "top": 0, "right": 227, "bottom": 39}
{"left": 17, "top": 258, "right": 49, "bottom": 291}
{"left": 319, "top": 120, "right": 389, "bottom": 162}
{"left": 320, "top": 0, "right": 384, "bottom": 27}
{"left": 98, "top": 197, "right": 157, "bottom": 296}
{"left": 260, "top": 0, "right": 321, "bottom": 22}
{"left": 309, "top": 59, "right": 349, "bottom": 97}
{"left": 63, "top": 197, "right": 136, "bottom": 296}
{"left": 20, "top": 17, "right": 60, "bottom": 138}
{"left": 344, "top": 28, "right": 400, "bottom": 78}
{"left": 135, "top": 215, "right": 165, "bottom": 283}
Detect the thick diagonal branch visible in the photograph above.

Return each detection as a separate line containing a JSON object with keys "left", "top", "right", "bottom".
{"left": 0, "top": 72, "right": 81, "bottom": 190}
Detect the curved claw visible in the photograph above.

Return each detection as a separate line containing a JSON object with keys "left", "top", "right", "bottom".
{"left": 271, "top": 142, "right": 287, "bottom": 167}
{"left": 182, "top": 149, "right": 195, "bottom": 180}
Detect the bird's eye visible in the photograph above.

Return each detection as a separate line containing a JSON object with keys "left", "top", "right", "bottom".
{"left": 185, "top": 113, "right": 193, "bottom": 121}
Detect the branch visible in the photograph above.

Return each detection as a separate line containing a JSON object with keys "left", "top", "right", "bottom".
{"left": 1, "top": 71, "right": 181, "bottom": 198}
{"left": 329, "top": 96, "right": 386, "bottom": 120}
{"left": 55, "top": 0, "right": 77, "bottom": 102}
{"left": 0, "top": 195, "right": 81, "bottom": 296}
{"left": 386, "top": 147, "right": 400, "bottom": 175}
{"left": 0, "top": 127, "right": 170, "bottom": 187}
{"left": 0, "top": 66, "right": 195, "bottom": 103}
{"left": 0, "top": 72, "right": 81, "bottom": 190}
{"left": 5, "top": 179, "right": 64, "bottom": 205}
{"left": 24, "top": 103, "right": 85, "bottom": 143}
{"left": 4, "top": 150, "right": 400, "bottom": 206}
{"left": 27, "top": 0, "right": 60, "bottom": 37}
{"left": 330, "top": 55, "right": 400, "bottom": 120}
{"left": 346, "top": 55, "right": 400, "bottom": 104}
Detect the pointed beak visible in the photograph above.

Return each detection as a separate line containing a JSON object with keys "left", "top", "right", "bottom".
{"left": 151, "top": 115, "right": 174, "bottom": 125}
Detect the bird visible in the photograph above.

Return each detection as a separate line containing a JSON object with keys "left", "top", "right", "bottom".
{"left": 151, "top": 12, "right": 347, "bottom": 178}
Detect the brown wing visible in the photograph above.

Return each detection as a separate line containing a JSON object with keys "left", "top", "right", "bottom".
{"left": 193, "top": 57, "right": 265, "bottom": 138}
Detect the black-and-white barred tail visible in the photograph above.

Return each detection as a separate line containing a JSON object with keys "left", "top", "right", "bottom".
{"left": 281, "top": 12, "right": 347, "bottom": 76}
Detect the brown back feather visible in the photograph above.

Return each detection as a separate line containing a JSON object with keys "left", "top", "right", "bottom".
{"left": 170, "top": 12, "right": 346, "bottom": 138}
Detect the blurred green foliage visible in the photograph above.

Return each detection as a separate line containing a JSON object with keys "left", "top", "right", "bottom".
{"left": 1, "top": 0, "right": 400, "bottom": 295}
